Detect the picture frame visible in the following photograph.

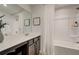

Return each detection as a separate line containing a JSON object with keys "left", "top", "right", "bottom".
{"left": 33, "top": 17, "right": 40, "bottom": 26}
{"left": 24, "top": 19, "right": 30, "bottom": 26}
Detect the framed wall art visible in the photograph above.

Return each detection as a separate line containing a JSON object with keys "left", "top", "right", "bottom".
{"left": 24, "top": 19, "right": 30, "bottom": 26}
{"left": 33, "top": 17, "right": 40, "bottom": 26}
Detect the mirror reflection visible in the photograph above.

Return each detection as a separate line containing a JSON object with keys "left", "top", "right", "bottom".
{"left": 0, "top": 4, "right": 32, "bottom": 42}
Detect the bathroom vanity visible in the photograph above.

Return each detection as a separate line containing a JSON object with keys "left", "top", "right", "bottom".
{"left": 0, "top": 4, "right": 41, "bottom": 55}
{"left": 0, "top": 33, "right": 41, "bottom": 55}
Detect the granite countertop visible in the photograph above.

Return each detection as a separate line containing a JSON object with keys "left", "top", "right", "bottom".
{"left": 0, "top": 32, "right": 41, "bottom": 52}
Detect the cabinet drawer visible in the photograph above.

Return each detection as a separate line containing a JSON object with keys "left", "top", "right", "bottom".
{"left": 28, "top": 39, "right": 34, "bottom": 46}
{"left": 28, "top": 44, "right": 35, "bottom": 55}
{"left": 34, "top": 38, "right": 38, "bottom": 42}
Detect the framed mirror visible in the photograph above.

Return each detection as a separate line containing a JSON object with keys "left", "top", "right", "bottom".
{"left": 24, "top": 19, "right": 30, "bottom": 26}
{"left": 23, "top": 11, "right": 32, "bottom": 35}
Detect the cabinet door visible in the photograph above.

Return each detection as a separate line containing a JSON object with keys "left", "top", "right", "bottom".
{"left": 28, "top": 43, "right": 35, "bottom": 55}
{"left": 34, "top": 40, "right": 40, "bottom": 55}
{"left": 28, "top": 37, "right": 40, "bottom": 55}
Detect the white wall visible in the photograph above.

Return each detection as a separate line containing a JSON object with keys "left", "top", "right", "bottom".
{"left": 55, "top": 6, "right": 78, "bottom": 42}
{"left": 31, "top": 5, "right": 43, "bottom": 33}
{"left": 54, "top": 5, "right": 79, "bottom": 55}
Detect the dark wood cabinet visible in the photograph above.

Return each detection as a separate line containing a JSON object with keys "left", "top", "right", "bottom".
{"left": 0, "top": 36, "right": 40, "bottom": 55}
{"left": 27, "top": 37, "right": 40, "bottom": 55}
